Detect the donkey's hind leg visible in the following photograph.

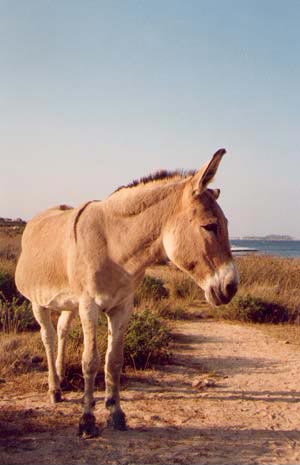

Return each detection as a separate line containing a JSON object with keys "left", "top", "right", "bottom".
{"left": 105, "top": 298, "right": 133, "bottom": 430}
{"left": 56, "top": 310, "right": 76, "bottom": 385}
{"left": 32, "top": 303, "right": 62, "bottom": 403}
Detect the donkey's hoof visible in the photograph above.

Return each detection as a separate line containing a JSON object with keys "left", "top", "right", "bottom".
{"left": 50, "top": 390, "right": 63, "bottom": 403}
{"left": 108, "top": 410, "right": 127, "bottom": 431}
{"left": 79, "top": 413, "right": 99, "bottom": 439}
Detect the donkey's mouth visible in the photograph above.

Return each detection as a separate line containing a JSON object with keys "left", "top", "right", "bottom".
{"left": 205, "top": 285, "right": 236, "bottom": 307}
{"left": 205, "top": 287, "right": 223, "bottom": 306}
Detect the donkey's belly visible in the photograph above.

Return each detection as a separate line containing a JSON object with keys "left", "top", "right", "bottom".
{"left": 40, "top": 288, "right": 79, "bottom": 310}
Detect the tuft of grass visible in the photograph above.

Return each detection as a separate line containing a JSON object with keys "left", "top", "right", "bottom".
{"left": 0, "top": 332, "right": 45, "bottom": 378}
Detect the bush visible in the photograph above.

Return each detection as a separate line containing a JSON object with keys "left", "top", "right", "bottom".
{"left": 0, "top": 270, "right": 18, "bottom": 302}
{"left": 124, "top": 309, "right": 171, "bottom": 369}
{"left": 134, "top": 275, "right": 169, "bottom": 305}
{"left": 219, "top": 294, "right": 289, "bottom": 324}
{"left": 0, "top": 297, "right": 38, "bottom": 333}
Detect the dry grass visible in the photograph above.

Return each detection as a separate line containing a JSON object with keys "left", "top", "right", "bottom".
{"left": 0, "top": 332, "right": 47, "bottom": 397}
{"left": 0, "top": 226, "right": 22, "bottom": 262}
{"left": 0, "top": 332, "right": 44, "bottom": 376}
{"left": 235, "top": 255, "right": 300, "bottom": 321}
{"left": 237, "top": 255, "right": 300, "bottom": 290}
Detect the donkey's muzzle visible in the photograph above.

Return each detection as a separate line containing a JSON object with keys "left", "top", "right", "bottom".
{"left": 222, "top": 280, "right": 238, "bottom": 303}
{"left": 206, "top": 280, "right": 237, "bottom": 306}
{"left": 204, "top": 262, "right": 239, "bottom": 306}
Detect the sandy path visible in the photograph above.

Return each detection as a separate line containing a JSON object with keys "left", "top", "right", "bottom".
{"left": 1, "top": 319, "right": 300, "bottom": 464}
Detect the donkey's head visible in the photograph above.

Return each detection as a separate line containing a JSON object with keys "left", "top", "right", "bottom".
{"left": 163, "top": 149, "right": 238, "bottom": 306}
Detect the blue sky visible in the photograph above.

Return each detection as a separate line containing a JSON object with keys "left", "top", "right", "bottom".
{"left": 1, "top": 0, "right": 299, "bottom": 237}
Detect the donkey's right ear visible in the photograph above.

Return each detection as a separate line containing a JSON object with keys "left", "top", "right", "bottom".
{"left": 191, "top": 148, "right": 226, "bottom": 196}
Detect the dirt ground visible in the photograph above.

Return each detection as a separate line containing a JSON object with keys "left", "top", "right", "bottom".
{"left": 1, "top": 318, "right": 300, "bottom": 465}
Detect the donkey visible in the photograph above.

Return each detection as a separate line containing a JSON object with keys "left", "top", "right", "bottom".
{"left": 15, "top": 148, "right": 238, "bottom": 437}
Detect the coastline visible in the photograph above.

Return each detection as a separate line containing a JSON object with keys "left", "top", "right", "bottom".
{"left": 230, "top": 239, "right": 300, "bottom": 258}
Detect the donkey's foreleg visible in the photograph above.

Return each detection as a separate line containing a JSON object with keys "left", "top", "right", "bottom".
{"left": 78, "top": 299, "right": 100, "bottom": 438}
{"left": 32, "top": 304, "right": 62, "bottom": 403}
{"left": 105, "top": 300, "right": 133, "bottom": 430}
{"left": 56, "top": 310, "right": 76, "bottom": 384}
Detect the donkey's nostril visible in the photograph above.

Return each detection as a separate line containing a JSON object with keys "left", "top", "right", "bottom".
{"left": 225, "top": 281, "right": 237, "bottom": 298}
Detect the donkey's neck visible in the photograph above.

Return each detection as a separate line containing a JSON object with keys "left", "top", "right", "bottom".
{"left": 103, "top": 181, "right": 184, "bottom": 275}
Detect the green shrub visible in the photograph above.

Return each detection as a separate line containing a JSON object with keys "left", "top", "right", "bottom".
{"left": 124, "top": 309, "right": 171, "bottom": 369}
{"left": 0, "top": 297, "right": 38, "bottom": 333}
{"left": 134, "top": 275, "right": 169, "bottom": 305}
{"left": 219, "top": 294, "right": 289, "bottom": 324}
{"left": 0, "top": 270, "right": 18, "bottom": 302}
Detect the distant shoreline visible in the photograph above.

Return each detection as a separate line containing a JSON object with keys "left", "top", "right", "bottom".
{"left": 230, "top": 239, "right": 300, "bottom": 258}
{"left": 230, "top": 236, "right": 296, "bottom": 242}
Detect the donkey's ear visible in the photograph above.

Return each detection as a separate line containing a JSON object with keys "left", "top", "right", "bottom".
{"left": 191, "top": 148, "right": 226, "bottom": 196}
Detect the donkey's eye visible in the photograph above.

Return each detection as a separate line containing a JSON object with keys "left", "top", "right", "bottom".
{"left": 202, "top": 223, "right": 218, "bottom": 235}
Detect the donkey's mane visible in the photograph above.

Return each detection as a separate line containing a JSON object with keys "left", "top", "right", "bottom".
{"left": 114, "top": 169, "right": 196, "bottom": 193}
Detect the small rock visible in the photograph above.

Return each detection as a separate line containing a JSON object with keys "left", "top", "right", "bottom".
{"left": 0, "top": 378, "right": 6, "bottom": 384}
{"left": 192, "top": 378, "right": 204, "bottom": 389}
{"left": 192, "top": 377, "right": 217, "bottom": 389}
{"left": 284, "top": 340, "right": 290, "bottom": 344}
{"left": 205, "top": 378, "right": 217, "bottom": 387}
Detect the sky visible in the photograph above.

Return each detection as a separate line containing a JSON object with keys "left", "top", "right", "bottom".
{"left": 1, "top": 0, "right": 299, "bottom": 238}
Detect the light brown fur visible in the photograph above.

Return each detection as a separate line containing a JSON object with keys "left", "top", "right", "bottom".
{"left": 15, "top": 148, "right": 238, "bottom": 436}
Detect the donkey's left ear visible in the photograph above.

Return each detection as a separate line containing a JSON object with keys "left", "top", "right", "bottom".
{"left": 191, "top": 148, "right": 226, "bottom": 196}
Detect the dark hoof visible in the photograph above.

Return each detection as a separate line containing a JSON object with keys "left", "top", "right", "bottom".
{"left": 107, "top": 410, "right": 127, "bottom": 431}
{"left": 79, "top": 413, "right": 99, "bottom": 439}
{"left": 50, "top": 390, "right": 63, "bottom": 403}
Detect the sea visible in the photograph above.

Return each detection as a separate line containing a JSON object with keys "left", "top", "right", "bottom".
{"left": 230, "top": 240, "right": 300, "bottom": 258}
